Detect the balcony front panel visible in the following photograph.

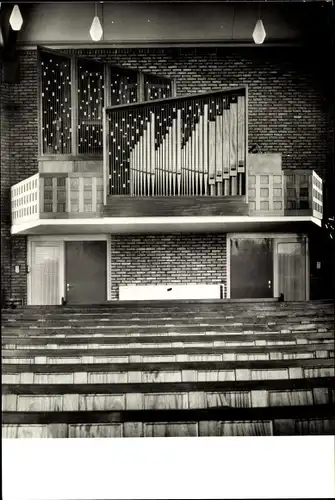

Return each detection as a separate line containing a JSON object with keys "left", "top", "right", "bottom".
{"left": 103, "top": 195, "right": 249, "bottom": 217}
{"left": 11, "top": 173, "right": 103, "bottom": 228}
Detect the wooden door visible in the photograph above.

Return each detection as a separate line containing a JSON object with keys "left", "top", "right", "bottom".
{"left": 230, "top": 238, "right": 273, "bottom": 298}
{"left": 30, "top": 242, "right": 61, "bottom": 305}
{"left": 277, "top": 241, "right": 307, "bottom": 301}
{"left": 65, "top": 241, "right": 107, "bottom": 304}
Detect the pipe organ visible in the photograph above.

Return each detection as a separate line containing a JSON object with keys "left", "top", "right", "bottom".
{"left": 106, "top": 89, "right": 246, "bottom": 197}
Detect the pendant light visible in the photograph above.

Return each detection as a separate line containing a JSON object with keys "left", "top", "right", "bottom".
{"left": 253, "top": 3, "right": 266, "bottom": 45}
{"left": 9, "top": 4, "right": 23, "bottom": 31}
{"left": 90, "top": 3, "right": 103, "bottom": 42}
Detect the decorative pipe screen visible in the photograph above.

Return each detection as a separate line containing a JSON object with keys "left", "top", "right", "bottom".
{"left": 106, "top": 87, "right": 247, "bottom": 196}
{"left": 77, "top": 58, "right": 104, "bottom": 155}
{"left": 40, "top": 52, "right": 72, "bottom": 154}
{"left": 144, "top": 74, "right": 173, "bottom": 101}
{"left": 110, "top": 67, "right": 138, "bottom": 106}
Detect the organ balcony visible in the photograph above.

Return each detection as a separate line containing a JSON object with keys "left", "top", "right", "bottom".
{"left": 10, "top": 86, "right": 323, "bottom": 235}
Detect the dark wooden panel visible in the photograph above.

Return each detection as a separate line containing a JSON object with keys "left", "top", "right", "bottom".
{"left": 104, "top": 195, "right": 248, "bottom": 217}
{"left": 65, "top": 241, "right": 107, "bottom": 305}
{"left": 231, "top": 238, "right": 273, "bottom": 299}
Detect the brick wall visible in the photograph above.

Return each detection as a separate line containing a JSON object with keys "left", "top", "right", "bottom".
{"left": 0, "top": 46, "right": 333, "bottom": 305}
{"left": 110, "top": 233, "right": 227, "bottom": 300}
{"left": 0, "top": 51, "right": 39, "bottom": 306}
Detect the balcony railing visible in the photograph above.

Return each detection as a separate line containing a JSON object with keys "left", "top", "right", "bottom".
{"left": 104, "top": 87, "right": 247, "bottom": 199}
{"left": 284, "top": 169, "right": 323, "bottom": 219}
{"left": 11, "top": 173, "right": 103, "bottom": 227}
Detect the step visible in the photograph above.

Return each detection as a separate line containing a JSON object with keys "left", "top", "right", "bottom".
{"left": 3, "top": 414, "right": 335, "bottom": 438}
{"left": 3, "top": 357, "right": 333, "bottom": 374}
{"left": 3, "top": 322, "right": 333, "bottom": 335}
{"left": 2, "top": 310, "right": 334, "bottom": 322}
{"left": 3, "top": 350, "right": 331, "bottom": 365}
{"left": 3, "top": 416, "right": 335, "bottom": 438}
{"left": 2, "top": 362, "right": 334, "bottom": 385}
{"left": 3, "top": 377, "right": 334, "bottom": 396}
{"left": 2, "top": 331, "right": 333, "bottom": 349}
{"left": 3, "top": 386, "right": 335, "bottom": 414}
{"left": 4, "top": 401, "right": 335, "bottom": 423}
{"left": 2, "top": 300, "right": 333, "bottom": 314}
{"left": 2, "top": 303, "right": 333, "bottom": 317}
{"left": 2, "top": 342, "right": 334, "bottom": 359}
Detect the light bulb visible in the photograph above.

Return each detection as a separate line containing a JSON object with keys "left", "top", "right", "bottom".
{"left": 253, "top": 19, "right": 266, "bottom": 45}
{"left": 90, "top": 16, "right": 103, "bottom": 41}
{"left": 9, "top": 4, "right": 23, "bottom": 31}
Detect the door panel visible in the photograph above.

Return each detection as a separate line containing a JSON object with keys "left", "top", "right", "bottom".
{"left": 230, "top": 238, "right": 273, "bottom": 298}
{"left": 31, "top": 243, "right": 61, "bottom": 305}
{"left": 65, "top": 241, "right": 107, "bottom": 304}
{"left": 277, "top": 241, "right": 306, "bottom": 301}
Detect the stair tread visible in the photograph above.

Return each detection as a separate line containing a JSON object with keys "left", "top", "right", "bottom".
{"left": 3, "top": 377, "right": 334, "bottom": 394}
{"left": 2, "top": 357, "right": 334, "bottom": 373}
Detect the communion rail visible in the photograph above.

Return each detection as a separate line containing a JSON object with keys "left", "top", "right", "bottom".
{"left": 104, "top": 87, "right": 247, "bottom": 198}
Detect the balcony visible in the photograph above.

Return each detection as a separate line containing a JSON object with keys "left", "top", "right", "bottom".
{"left": 11, "top": 85, "right": 323, "bottom": 235}
{"left": 11, "top": 165, "right": 322, "bottom": 235}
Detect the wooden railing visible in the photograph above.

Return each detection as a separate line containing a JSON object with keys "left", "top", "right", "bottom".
{"left": 11, "top": 174, "right": 40, "bottom": 225}
{"left": 11, "top": 173, "right": 103, "bottom": 226}
{"left": 284, "top": 169, "right": 323, "bottom": 219}
{"left": 104, "top": 87, "right": 247, "bottom": 199}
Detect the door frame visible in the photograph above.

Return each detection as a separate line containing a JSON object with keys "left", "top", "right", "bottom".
{"left": 226, "top": 233, "right": 309, "bottom": 300}
{"left": 27, "top": 234, "right": 111, "bottom": 305}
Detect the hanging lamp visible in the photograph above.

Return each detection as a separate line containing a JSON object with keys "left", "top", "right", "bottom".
{"left": 253, "top": 4, "right": 266, "bottom": 45}
{"left": 9, "top": 4, "right": 23, "bottom": 31}
{"left": 90, "top": 3, "right": 103, "bottom": 42}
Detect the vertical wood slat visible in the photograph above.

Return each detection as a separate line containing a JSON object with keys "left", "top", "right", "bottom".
{"left": 268, "top": 174, "right": 274, "bottom": 212}
{"left": 52, "top": 177, "right": 57, "bottom": 213}
{"left": 92, "top": 176, "right": 97, "bottom": 212}
{"left": 78, "top": 176, "right": 84, "bottom": 212}
{"left": 39, "top": 176, "right": 44, "bottom": 214}
{"left": 65, "top": 176, "right": 70, "bottom": 213}
{"left": 255, "top": 174, "right": 261, "bottom": 211}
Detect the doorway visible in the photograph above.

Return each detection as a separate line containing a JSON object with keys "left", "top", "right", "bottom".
{"left": 230, "top": 237, "right": 273, "bottom": 299}
{"left": 28, "top": 235, "right": 110, "bottom": 305}
{"left": 65, "top": 241, "right": 107, "bottom": 304}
